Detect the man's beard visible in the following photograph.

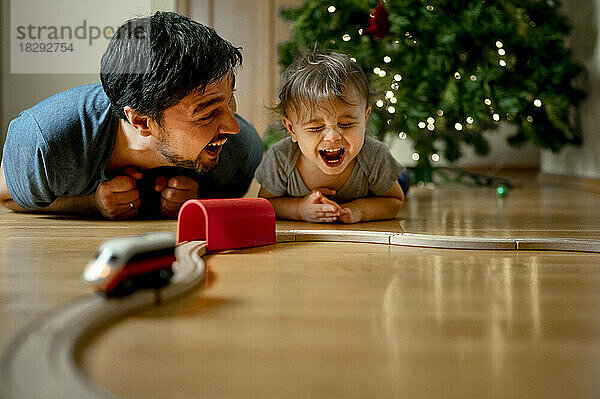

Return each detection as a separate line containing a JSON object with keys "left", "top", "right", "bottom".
{"left": 156, "top": 130, "right": 219, "bottom": 174}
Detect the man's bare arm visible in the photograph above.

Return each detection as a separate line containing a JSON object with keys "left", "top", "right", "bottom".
{"left": 1, "top": 160, "right": 98, "bottom": 214}
{"left": 0, "top": 161, "right": 25, "bottom": 211}
{"left": 1, "top": 161, "right": 141, "bottom": 219}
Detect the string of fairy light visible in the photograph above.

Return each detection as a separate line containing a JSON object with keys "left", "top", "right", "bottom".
{"left": 326, "top": 3, "right": 545, "bottom": 164}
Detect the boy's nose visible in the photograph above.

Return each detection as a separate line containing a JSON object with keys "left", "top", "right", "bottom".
{"left": 323, "top": 127, "right": 342, "bottom": 141}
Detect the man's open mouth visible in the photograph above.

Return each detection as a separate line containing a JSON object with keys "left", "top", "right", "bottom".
{"left": 319, "top": 147, "right": 345, "bottom": 166}
{"left": 204, "top": 138, "right": 228, "bottom": 156}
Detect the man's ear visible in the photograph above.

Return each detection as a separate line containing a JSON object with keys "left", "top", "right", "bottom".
{"left": 282, "top": 116, "right": 298, "bottom": 142}
{"left": 365, "top": 106, "right": 371, "bottom": 123}
{"left": 123, "top": 106, "right": 153, "bottom": 137}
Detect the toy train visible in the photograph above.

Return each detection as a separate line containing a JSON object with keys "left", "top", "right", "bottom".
{"left": 82, "top": 232, "right": 177, "bottom": 297}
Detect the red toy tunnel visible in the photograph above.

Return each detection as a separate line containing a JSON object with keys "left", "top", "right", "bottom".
{"left": 176, "top": 198, "right": 276, "bottom": 252}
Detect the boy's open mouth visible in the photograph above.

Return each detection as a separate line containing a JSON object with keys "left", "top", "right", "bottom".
{"left": 204, "top": 138, "right": 228, "bottom": 156}
{"left": 319, "top": 147, "right": 345, "bottom": 166}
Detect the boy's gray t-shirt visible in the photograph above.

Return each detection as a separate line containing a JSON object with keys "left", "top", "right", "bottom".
{"left": 255, "top": 136, "right": 403, "bottom": 204}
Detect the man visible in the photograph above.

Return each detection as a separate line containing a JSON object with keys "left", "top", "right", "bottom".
{"left": 0, "top": 11, "right": 263, "bottom": 219}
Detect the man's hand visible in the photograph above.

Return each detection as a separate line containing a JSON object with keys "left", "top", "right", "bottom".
{"left": 94, "top": 167, "right": 142, "bottom": 220}
{"left": 155, "top": 175, "right": 199, "bottom": 218}
{"left": 298, "top": 189, "right": 343, "bottom": 223}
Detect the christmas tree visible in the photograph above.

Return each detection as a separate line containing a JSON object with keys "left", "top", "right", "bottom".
{"left": 274, "top": 0, "right": 585, "bottom": 182}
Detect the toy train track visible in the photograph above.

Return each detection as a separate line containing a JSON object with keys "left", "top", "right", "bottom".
{"left": 0, "top": 240, "right": 207, "bottom": 399}
{"left": 2, "top": 195, "right": 600, "bottom": 399}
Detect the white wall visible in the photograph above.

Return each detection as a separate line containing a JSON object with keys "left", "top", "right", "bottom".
{"left": 0, "top": 1, "right": 96, "bottom": 161}
{"left": 541, "top": 0, "right": 600, "bottom": 178}
{"left": 0, "top": 0, "right": 180, "bottom": 161}
{"left": 388, "top": 124, "right": 541, "bottom": 169}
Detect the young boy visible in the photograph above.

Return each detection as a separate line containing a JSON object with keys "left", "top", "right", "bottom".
{"left": 255, "top": 51, "right": 406, "bottom": 223}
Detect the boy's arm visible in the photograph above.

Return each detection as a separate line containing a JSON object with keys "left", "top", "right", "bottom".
{"left": 338, "top": 181, "right": 405, "bottom": 223}
{"left": 258, "top": 186, "right": 341, "bottom": 223}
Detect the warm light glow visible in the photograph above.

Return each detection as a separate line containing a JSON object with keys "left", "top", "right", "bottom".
{"left": 398, "top": 132, "right": 407, "bottom": 139}
{"left": 378, "top": 70, "right": 387, "bottom": 77}
{"left": 432, "top": 153, "right": 440, "bottom": 162}
{"left": 484, "top": 98, "right": 492, "bottom": 105}
{"left": 455, "top": 122, "right": 463, "bottom": 131}
{"left": 386, "top": 91, "right": 394, "bottom": 98}
{"left": 527, "top": 116, "right": 534, "bottom": 122}
{"left": 534, "top": 99, "right": 542, "bottom": 107}
{"left": 383, "top": 56, "right": 391, "bottom": 63}
{"left": 470, "top": 75, "right": 477, "bottom": 81}
{"left": 498, "top": 49, "right": 506, "bottom": 56}
{"left": 466, "top": 116, "right": 474, "bottom": 124}
{"left": 496, "top": 40, "right": 503, "bottom": 48}
{"left": 376, "top": 100, "right": 384, "bottom": 108}
{"left": 328, "top": 5, "right": 336, "bottom": 13}
{"left": 493, "top": 113, "right": 500, "bottom": 121}
{"left": 373, "top": 67, "right": 381, "bottom": 74}
{"left": 454, "top": 72, "right": 462, "bottom": 79}
{"left": 342, "top": 34, "right": 351, "bottom": 41}
{"left": 427, "top": 124, "right": 435, "bottom": 131}
{"left": 427, "top": 117, "right": 435, "bottom": 124}
{"left": 98, "top": 264, "right": 111, "bottom": 278}
{"left": 387, "top": 106, "right": 396, "bottom": 113}
{"left": 499, "top": 59, "right": 507, "bottom": 67}
{"left": 83, "top": 261, "right": 111, "bottom": 282}
{"left": 437, "top": 109, "right": 444, "bottom": 116}
{"left": 418, "top": 121, "right": 426, "bottom": 129}
{"left": 394, "top": 74, "right": 402, "bottom": 81}
{"left": 390, "top": 97, "right": 397, "bottom": 104}
{"left": 412, "top": 153, "right": 420, "bottom": 161}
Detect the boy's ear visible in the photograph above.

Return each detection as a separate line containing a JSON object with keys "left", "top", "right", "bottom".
{"left": 123, "top": 106, "right": 153, "bottom": 137}
{"left": 282, "top": 116, "right": 298, "bottom": 142}
{"left": 365, "top": 106, "right": 372, "bottom": 123}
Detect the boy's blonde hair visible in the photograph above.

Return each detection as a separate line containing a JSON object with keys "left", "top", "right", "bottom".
{"left": 274, "top": 51, "right": 371, "bottom": 118}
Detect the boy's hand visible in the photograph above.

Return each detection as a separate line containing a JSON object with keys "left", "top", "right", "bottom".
{"left": 94, "top": 167, "right": 141, "bottom": 220}
{"left": 337, "top": 205, "right": 363, "bottom": 224}
{"left": 299, "top": 190, "right": 342, "bottom": 223}
{"left": 155, "top": 175, "right": 199, "bottom": 218}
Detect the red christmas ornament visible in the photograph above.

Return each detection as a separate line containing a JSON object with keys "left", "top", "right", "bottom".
{"left": 366, "top": 1, "right": 391, "bottom": 39}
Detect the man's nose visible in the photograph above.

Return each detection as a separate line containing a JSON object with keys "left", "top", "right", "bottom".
{"left": 218, "top": 108, "right": 240, "bottom": 135}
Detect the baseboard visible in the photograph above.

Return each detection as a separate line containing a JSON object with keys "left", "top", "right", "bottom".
{"left": 538, "top": 173, "right": 600, "bottom": 194}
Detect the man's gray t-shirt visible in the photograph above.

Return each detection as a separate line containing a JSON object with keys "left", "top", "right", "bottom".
{"left": 3, "top": 83, "right": 263, "bottom": 212}
{"left": 255, "top": 136, "right": 402, "bottom": 204}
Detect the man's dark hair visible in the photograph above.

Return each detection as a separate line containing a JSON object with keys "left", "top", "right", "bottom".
{"left": 100, "top": 11, "right": 242, "bottom": 122}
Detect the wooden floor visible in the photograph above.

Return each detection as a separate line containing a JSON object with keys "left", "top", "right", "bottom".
{"left": 1, "top": 171, "right": 600, "bottom": 398}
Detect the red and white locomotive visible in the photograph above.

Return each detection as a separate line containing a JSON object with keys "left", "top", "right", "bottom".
{"left": 82, "top": 232, "right": 177, "bottom": 296}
